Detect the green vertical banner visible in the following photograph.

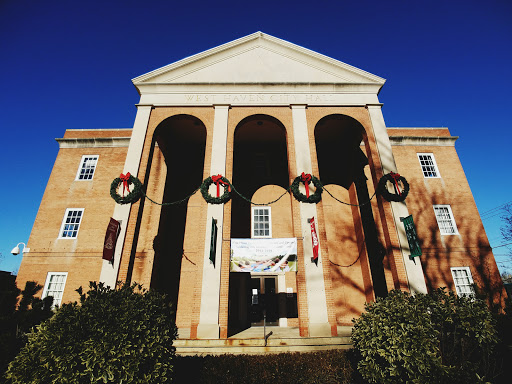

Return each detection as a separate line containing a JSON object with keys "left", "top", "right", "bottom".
{"left": 400, "top": 215, "right": 422, "bottom": 258}
{"left": 210, "top": 218, "right": 218, "bottom": 266}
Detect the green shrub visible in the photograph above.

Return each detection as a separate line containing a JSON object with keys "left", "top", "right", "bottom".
{"left": 6, "top": 282, "right": 177, "bottom": 384}
{"left": 351, "top": 289, "right": 498, "bottom": 384}
{"left": 0, "top": 280, "right": 54, "bottom": 383}
{"left": 174, "top": 350, "right": 355, "bottom": 384}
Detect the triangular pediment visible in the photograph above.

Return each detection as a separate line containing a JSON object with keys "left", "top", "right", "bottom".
{"left": 133, "top": 32, "right": 385, "bottom": 87}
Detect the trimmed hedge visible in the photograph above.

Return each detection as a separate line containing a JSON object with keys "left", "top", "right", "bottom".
{"left": 174, "top": 350, "right": 357, "bottom": 384}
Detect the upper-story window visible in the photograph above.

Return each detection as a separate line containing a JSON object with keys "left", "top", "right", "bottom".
{"left": 433, "top": 205, "right": 458, "bottom": 235}
{"left": 252, "top": 207, "right": 271, "bottom": 238}
{"left": 76, "top": 155, "right": 98, "bottom": 180}
{"left": 59, "top": 208, "right": 84, "bottom": 239}
{"left": 42, "top": 272, "right": 68, "bottom": 308}
{"left": 417, "top": 153, "right": 440, "bottom": 178}
{"left": 450, "top": 267, "right": 475, "bottom": 297}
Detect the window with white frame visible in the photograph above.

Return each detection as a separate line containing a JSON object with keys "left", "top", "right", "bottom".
{"left": 76, "top": 155, "right": 98, "bottom": 180}
{"left": 59, "top": 208, "right": 84, "bottom": 238}
{"left": 42, "top": 272, "right": 68, "bottom": 308}
{"left": 433, "top": 205, "right": 458, "bottom": 235}
{"left": 450, "top": 267, "right": 475, "bottom": 297}
{"left": 252, "top": 207, "right": 271, "bottom": 238}
{"left": 417, "top": 153, "right": 440, "bottom": 178}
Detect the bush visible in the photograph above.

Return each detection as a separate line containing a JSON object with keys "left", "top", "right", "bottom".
{"left": 351, "top": 289, "right": 498, "bottom": 384}
{"left": 174, "top": 350, "right": 355, "bottom": 384}
{"left": 0, "top": 280, "right": 53, "bottom": 383}
{"left": 6, "top": 282, "right": 177, "bottom": 384}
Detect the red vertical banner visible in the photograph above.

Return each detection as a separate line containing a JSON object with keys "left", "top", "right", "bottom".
{"left": 309, "top": 217, "right": 319, "bottom": 262}
{"left": 103, "top": 218, "right": 120, "bottom": 262}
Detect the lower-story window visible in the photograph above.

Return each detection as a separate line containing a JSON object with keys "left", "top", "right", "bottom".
{"left": 42, "top": 272, "right": 68, "bottom": 308}
{"left": 450, "top": 267, "right": 475, "bottom": 297}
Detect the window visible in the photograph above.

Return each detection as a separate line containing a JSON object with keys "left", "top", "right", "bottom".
{"left": 433, "top": 205, "right": 458, "bottom": 235}
{"left": 42, "top": 272, "right": 68, "bottom": 307}
{"left": 450, "top": 267, "right": 475, "bottom": 297}
{"left": 417, "top": 153, "right": 440, "bottom": 178}
{"left": 76, "top": 155, "right": 98, "bottom": 180}
{"left": 252, "top": 207, "right": 271, "bottom": 238}
{"left": 59, "top": 209, "right": 84, "bottom": 238}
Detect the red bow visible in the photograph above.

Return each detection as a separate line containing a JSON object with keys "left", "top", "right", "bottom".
{"left": 211, "top": 174, "right": 231, "bottom": 197}
{"left": 389, "top": 172, "right": 402, "bottom": 196}
{"left": 120, "top": 172, "right": 131, "bottom": 197}
{"left": 301, "top": 172, "right": 312, "bottom": 198}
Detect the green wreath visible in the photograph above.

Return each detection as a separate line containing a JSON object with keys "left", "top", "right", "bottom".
{"left": 291, "top": 173, "right": 323, "bottom": 203}
{"left": 201, "top": 175, "right": 232, "bottom": 204}
{"left": 110, "top": 174, "right": 143, "bottom": 205}
{"left": 377, "top": 172, "right": 410, "bottom": 202}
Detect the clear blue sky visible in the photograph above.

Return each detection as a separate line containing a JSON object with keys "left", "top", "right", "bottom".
{"left": 1, "top": 0, "right": 511, "bottom": 274}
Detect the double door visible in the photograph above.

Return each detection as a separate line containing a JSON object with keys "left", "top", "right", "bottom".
{"left": 249, "top": 275, "right": 278, "bottom": 326}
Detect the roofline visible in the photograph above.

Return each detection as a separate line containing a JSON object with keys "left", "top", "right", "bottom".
{"left": 132, "top": 31, "right": 386, "bottom": 85}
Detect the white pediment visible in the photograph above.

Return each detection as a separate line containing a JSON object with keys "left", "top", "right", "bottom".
{"left": 133, "top": 32, "right": 385, "bottom": 87}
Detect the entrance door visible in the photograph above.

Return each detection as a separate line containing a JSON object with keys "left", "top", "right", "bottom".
{"left": 249, "top": 275, "right": 278, "bottom": 326}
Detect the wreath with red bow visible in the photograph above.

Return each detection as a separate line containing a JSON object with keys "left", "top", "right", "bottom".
{"left": 201, "top": 175, "right": 232, "bottom": 204}
{"left": 110, "top": 173, "right": 143, "bottom": 205}
{"left": 377, "top": 172, "right": 410, "bottom": 202}
{"left": 291, "top": 173, "right": 323, "bottom": 203}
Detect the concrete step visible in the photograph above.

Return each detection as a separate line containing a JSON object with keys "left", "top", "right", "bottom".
{"left": 176, "top": 343, "right": 352, "bottom": 356}
{"left": 175, "top": 336, "right": 351, "bottom": 348}
{"left": 175, "top": 335, "right": 353, "bottom": 355}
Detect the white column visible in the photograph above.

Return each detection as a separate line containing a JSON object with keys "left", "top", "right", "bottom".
{"left": 99, "top": 105, "right": 152, "bottom": 288}
{"left": 277, "top": 274, "right": 287, "bottom": 327}
{"left": 291, "top": 105, "right": 331, "bottom": 337}
{"left": 367, "top": 104, "right": 427, "bottom": 295}
{"left": 197, "top": 105, "right": 229, "bottom": 339}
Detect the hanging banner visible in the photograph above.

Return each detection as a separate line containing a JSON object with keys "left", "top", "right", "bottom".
{"left": 102, "top": 218, "right": 120, "bottom": 262}
{"left": 401, "top": 215, "right": 422, "bottom": 258}
{"left": 230, "top": 238, "right": 297, "bottom": 272}
{"left": 309, "top": 217, "right": 319, "bottom": 262}
{"left": 209, "top": 218, "right": 218, "bottom": 266}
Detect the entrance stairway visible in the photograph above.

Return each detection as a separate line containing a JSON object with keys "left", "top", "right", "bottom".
{"left": 174, "top": 326, "right": 353, "bottom": 355}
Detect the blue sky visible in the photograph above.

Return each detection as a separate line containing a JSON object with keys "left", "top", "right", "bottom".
{"left": 1, "top": 0, "right": 511, "bottom": 274}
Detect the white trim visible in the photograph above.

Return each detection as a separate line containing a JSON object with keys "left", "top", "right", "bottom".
{"left": 433, "top": 205, "right": 459, "bottom": 235}
{"left": 75, "top": 155, "right": 99, "bottom": 180}
{"left": 58, "top": 208, "right": 84, "bottom": 239}
{"left": 450, "top": 267, "right": 475, "bottom": 297}
{"left": 42, "top": 272, "right": 68, "bottom": 308}
{"left": 57, "top": 138, "right": 130, "bottom": 149}
{"left": 251, "top": 206, "right": 272, "bottom": 238}
{"left": 417, "top": 153, "right": 441, "bottom": 178}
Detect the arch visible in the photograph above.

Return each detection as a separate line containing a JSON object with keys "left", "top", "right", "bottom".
{"left": 314, "top": 113, "right": 387, "bottom": 303}
{"left": 228, "top": 115, "right": 292, "bottom": 336}
{"left": 314, "top": 114, "right": 366, "bottom": 189}
{"left": 230, "top": 114, "right": 289, "bottom": 238}
{"left": 149, "top": 114, "right": 207, "bottom": 308}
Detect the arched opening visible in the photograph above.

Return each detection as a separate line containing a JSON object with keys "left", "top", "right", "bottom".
{"left": 228, "top": 114, "right": 293, "bottom": 335}
{"left": 314, "top": 114, "right": 387, "bottom": 307}
{"left": 150, "top": 115, "right": 207, "bottom": 311}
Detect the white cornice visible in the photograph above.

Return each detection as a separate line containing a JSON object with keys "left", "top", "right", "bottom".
{"left": 56, "top": 137, "right": 131, "bottom": 148}
{"left": 389, "top": 136, "right": 458, "bottom": 146}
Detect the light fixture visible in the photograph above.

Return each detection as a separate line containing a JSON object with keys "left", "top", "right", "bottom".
{"left": 11, "top": 242, "right": 30, "bottom": 255}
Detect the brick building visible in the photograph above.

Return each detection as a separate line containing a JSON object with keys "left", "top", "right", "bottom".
{"left": 16, "top": 32, "right": 506, "bottom": 340}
